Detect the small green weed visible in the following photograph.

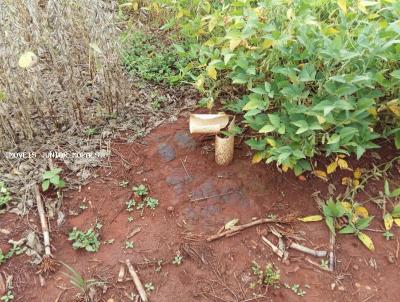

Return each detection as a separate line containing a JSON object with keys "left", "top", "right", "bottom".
{"left": 144, "top": 282, "right": 155, "bottom": 292}
{"left": 68, "top": 228, "right": 100, "bottom": 252}
{"left": 172, "top": 252, "right": 183, "bottom": 265}
{"left": 0, "top": 182, "right": 11, "bottom": 208}
{"left": 83, "top": 127, "right": 97, "bottom": 137}
{"left": 42, "top": 168, "right": 66, "bottom": 191}
{"left": 145, "top": 197, "right": 159, "bottom": 209}
{"left": 132, "top": 184, "right": 148, "bottom": 197}
{"left": 250, "top": 261, "right": 280, "bottom": 289}
{"left": 0, "top": 291, "right": 14, "bottom": 302}
{"left": 61, "top": 262, "right": 105, "bottom": 302}
{"left": 125, "top": 241, "right": 135, "bottom": 249}
{"left": 126, "top": 199, "right": 136, "bottom": 212}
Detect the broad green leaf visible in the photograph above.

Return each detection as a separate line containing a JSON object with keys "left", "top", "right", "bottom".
{"left": 325, "top": 216, "right": 335, "bottom": 234}
{"left": 42, "top": 180, "right": 50, "bottom": 192}
{"left": 259, "top": 124, "right": 276, "bottom": 133}
{"left": 339, "top": 225, "right": 355, "bottom": 234}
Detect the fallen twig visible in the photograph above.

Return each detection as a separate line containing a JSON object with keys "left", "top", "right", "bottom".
{"left": 329, "top": 232, "right": 335, "bottom": 271}
{"left": 35, "top": 185, "right": 58, "bottom": 274}
{"left": 289, "top": 242, "right": 327, "bottom": 258}
{"left": 207, "top": 217, "right": 282, "bottom": 242}
{"left": 180, "top": 157, "right": 191, "bottom": 179}
{"left": 127, "top": 227, "right": 141, "bottom": 239}
{"left": 304, "top": 257, "right": 330, "bottom": 272}
{"left": 261, "top": 236, "right": 284, "bottom": 258}
{"left": 117, "top": 265, "right": 125, "bottom": 283}
{"left": 125, "top": 259, "right": 148, "bottom": 302}
{"left": 190, "top": 191, "right": 239, "bottom": 202}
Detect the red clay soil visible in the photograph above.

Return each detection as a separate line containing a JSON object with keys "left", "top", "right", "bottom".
{"left": 1, "top": 113, "right": 400, "bottom": 302}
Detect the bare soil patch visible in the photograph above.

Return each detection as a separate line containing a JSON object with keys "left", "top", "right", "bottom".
{"left": 1, "top": 114, "right": 399, "bottom": 302}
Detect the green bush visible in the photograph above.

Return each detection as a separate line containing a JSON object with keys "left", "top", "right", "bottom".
{"left": 145, "top": 0, "right": 400, "bottom": 174}
{"left": 121, "top": 29, "right": 197, "bottom": 85}
{"left": 68, "top": 228, "right": 100, "bottom": 252}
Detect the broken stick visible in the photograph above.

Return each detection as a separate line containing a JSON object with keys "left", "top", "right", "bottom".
{"left": 261, "top": 236, "right": 284, "bottom": 258}
{"left": 35, "top": 185, "right": 52, "bottom": 257}
{"left": 328, "top": 232, "right": 335, "bottom": 271}
{"left": 207, "top": 217, "right": 285, "bottom": 242}
{"left": 289, "top": 242, "right": 327, "bottom": 258}
{"left": 125, "top": 259, "right": 148, "bottom": 302}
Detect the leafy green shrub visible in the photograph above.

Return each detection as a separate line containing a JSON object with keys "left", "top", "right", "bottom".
{"left": 68, "top": 228, "right": 100, "bottom": 252}
{"left": 0, "top": 182, "right": 11, "bottom": 208}
{"left": 146, "top": 0, "right": 400, "bottom": 174}
{"left": 121, "top": 29, "right": 196, "bottom": 85}
{"left": 42, "top": 168, "right": 66, "bottom": 191}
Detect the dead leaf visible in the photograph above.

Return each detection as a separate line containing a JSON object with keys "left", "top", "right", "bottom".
{"left": 342, "top": 177, "right": 352, "bottom": 186}
{"left": 353, "top": 168, "right": 362, "bottom": 179}
{"left": 327, "top": 162, "right": 338, "bottom": 174}
{"left": 337, "top": 158, "right": 349, "bottom": 170}
{"left": 313, "top": 170, "right": 328, "bottom": 181}
{"left": 225, "top": 218, "right": 239, "bottom": 230}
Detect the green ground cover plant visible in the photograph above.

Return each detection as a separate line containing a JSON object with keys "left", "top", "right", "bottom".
{"left": 129, "top": 0, "right": 400, "bottom": 175}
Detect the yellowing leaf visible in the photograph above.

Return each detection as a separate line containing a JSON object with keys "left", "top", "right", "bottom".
{"left": 18, "top": 51, "right": 38, "bottom": 69}
{"left": 298, "top": 215, "right": 323, "bottom": 222}
{"left": 327, "top": 161, "right": 338, "bottom": 174}
{"left": 313, "top": 170, "right": 328, "bottom": 181}
{"left": 387, "top": 99, "right": 400, "bottom": 118}
{"left": 225, "top": 218, "right": 239, "bottom": 230}
{"left": 355, "top": 206, "right": 369, "bottom": 218}
{"left": 316, "top": 115, "right": 326, "bottom": 124}
{"left": 194, "top": 75, "right": 205, "bottom": 90}
{"left": 266, "top": 138, "right": 276, "bottom": 147}
{"left": 384, "top": 213, "right": 393, "bottom": 231}
{"left": 367, "top": 108, "right": 377, "bottom": 117}
{"left": 353, "top": 168, "right": 362, "bottom": 179}
{"left": 207, "top": 66, "right": 217, "bottom": 80}
{"left": 342, "top": 177, "right": 352, "bottom": 186}
{"left": 394, "top": 218, "right": 400, "bottom": 227}
{"left": 353, "top": 179, "right": 360, "bottom": 187}
{"left": 230, "top": 38, "right": 242, "bottom": 51}
{"left": 341, "top": 201, "right": 353, "bottom": 213}
{"left": 252, "top": 152, "right": 264, "bottom": 164}
{"left": 338, "top": 0, "right": 347, "bottom": 14}
{"left": 337, "top": 158, "right": 349, "bottom": 170}
{"left": 282, "top": 164, "right": 289, "bottom": 172}
{"left": 325, "top": 27, "right": 339, "bottom": 35}
{"left": 261, "top": 39, "right": 274, "bottom": 49}
{"left": 357, "top": 1, "right": 368, "bottom": 14}
{"left": 357, "top": 232, "right": 375, "bottom": 251}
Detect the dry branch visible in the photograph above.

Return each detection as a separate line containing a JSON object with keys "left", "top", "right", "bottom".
{"left": 329, "top": 232, "right": 335, "bottom": 271}
{"left": 207, "top": 217, "right": 278, "bottom": 242}
{"left": 34, "top": 185, "right": 51, "bottom": 257}
{"left": 261, "top": 236, "right": 284, "bottom": 258}
{"left": 125, "top": 259, "right": 148, "bottom": 302}
{"left": 289, "top": 242, "right": 327, "bottom": 258}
